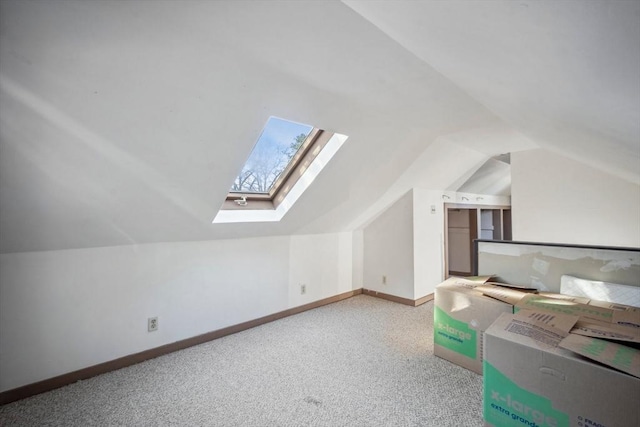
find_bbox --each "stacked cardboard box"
[433,276,537,374]
[479,286,640,427]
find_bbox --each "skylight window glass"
[231,117,314,194]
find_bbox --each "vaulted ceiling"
[1,0,638,254]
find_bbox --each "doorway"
[444,204,511,278]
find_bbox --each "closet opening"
[444,204,511,278]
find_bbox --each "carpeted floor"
[0,295,484,426]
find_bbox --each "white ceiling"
[344,0,640,182]
[0,0,637,254]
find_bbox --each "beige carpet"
[0,295,484,426]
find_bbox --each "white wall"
[512,149,640,247]
[288,232,354,307]
[412,189,446,299]
[0,232,355,392]
[362,190,415,299]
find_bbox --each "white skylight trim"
[213,132,348,223]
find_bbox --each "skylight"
[213,116,348,224]
[230,117,313,194]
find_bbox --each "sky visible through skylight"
[231,117,313,194]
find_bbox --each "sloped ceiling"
[0,0,637,254]
[344,0,640,183]
[457,156,511,197]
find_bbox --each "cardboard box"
[484,311,640,427]
[540,290,640,313]
[475,283,535,305]
[537,292,591,305]
[477,287,640,328]
[516,293,640,327]
[559,333,640,378]
[434,277,513,374]
[570,319,640,343]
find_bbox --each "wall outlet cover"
[148,317,158,332]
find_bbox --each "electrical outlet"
[148,317,158,332]
[300,284,307,295]
[382,275,387,285]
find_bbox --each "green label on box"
[484,361,568,427]
[434,306,476,359]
